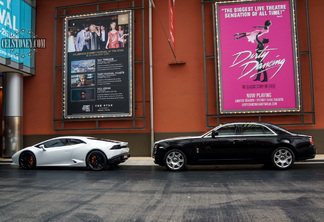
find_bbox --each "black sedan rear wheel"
[271,147,295,170]
[164,149,186,171]
[87,150,107,171]
[19,152,36,169]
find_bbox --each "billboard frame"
[201,0,315,127]
[215,0,300,114]
[63,10,133,119]
[53,0,146,131]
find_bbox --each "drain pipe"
[149,0,155,156]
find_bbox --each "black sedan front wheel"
[19,152,36,169]
[164,149,187,171]
[271,147,295,170]
[87,150,108,171]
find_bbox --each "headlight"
[152,144,158,156]
[153,143,164,149]
[153,143,165,154]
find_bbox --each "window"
[241,124,274,135]
[67,139,86,145]
[218,125,236,136]
[41,139,66,148]
[262,126,274,135]
[36,138,86,148]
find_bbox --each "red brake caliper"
[30,156,34,165]
[91,155,96,164]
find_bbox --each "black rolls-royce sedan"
[152,122,316,171]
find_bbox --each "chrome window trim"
[202,122,278,138]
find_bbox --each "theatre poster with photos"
[215,0,300,114]
[63,10,133,118]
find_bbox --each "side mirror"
[39,145,46,151]
[211,131,218,138]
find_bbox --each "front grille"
[152,144,158,157]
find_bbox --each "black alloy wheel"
[271,147,295,170]
[164,149,187,171]
[87,150,108,171]
[19,152,36,169]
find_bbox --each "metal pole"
[305,0,315,124]
[149,0,155,155]
[201,0,209,127]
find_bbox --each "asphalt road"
[1,163,324,222]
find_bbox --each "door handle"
[228,138,246,142]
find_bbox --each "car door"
[68,138,89,162]
[239,123,277,161]
[36,139,74,166]
[199,124,242,162]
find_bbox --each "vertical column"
[2,72,23,157]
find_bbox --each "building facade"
[0,0,323,157]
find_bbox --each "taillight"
[310,137,314,145]
[111,143,128,150]
[110,145,120,150]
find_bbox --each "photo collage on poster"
[64,11,132,118]
[216,0,300,114]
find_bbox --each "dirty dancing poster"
[216,0,300,114]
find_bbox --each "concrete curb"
[0,158,12,163]
[0,157,156,165]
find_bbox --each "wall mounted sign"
[0,0,35,72]
[215,0,300,114]
[63,10,133,119]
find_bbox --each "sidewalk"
[1,155,324,166]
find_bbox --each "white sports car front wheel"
[19,152,36,169]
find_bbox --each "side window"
[42,139,65,148]
[218,125,236,136]
[261,126,274,135]
[242,124,263,135]
[241,124,274,135]
[67,139,86,145]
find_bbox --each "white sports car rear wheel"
[87,151,107,171]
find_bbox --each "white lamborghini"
[11,136,130,171]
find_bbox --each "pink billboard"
[215,0,300,114]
